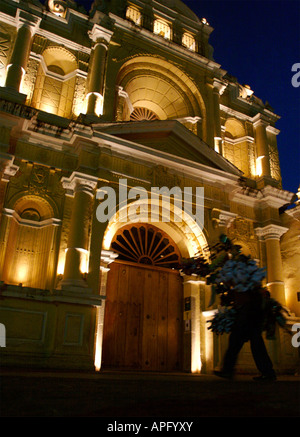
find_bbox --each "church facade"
[0,0,299,374]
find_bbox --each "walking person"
[214,288,277,381]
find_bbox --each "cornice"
[230,184,295,211]
[2,208,61,227]
[220,104,280,126]
[260,185,296,209]
[110,13,225,75]
[0,3,91,53]
[286,204,300,221]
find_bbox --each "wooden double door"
[102,261,183,372]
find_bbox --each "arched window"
[126,5,142,26]
[182,32,196,52]
[153,18,171,40]
[31,47,78,118]
[0,196,60,289]
[130,107,159,121]
[111,224,181,269]
[223,118,255,177]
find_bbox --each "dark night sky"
[72,0,300,194]
[183,0,300,195]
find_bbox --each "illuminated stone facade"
[0,0,299,373]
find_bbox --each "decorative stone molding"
[117,86,134,114]
[260,185,296,209]
[212,208,237,228]
[219,211,237,228]
[0,156,19,182]
[61,172,98,197]
[252,113,270,129]
[255,224,289,240]
[100,250,119,265]
[213,78,227,95]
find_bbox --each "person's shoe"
[253,374,277,382]
[214,370,233,380]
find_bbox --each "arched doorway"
[101,224,183,372]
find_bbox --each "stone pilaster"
[182,274,204,373]
[94,249,118,371]
[255,224,289,304]
[253,114,271,179]
[213,79,227,154]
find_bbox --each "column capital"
[255,224,289,240]
[61,172,98,197]
[252,113,270,129]
[88,24,113,45]
[16,9,41,34]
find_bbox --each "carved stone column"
[255,224,289,304]
[60,172,98,291]
[86,25,112,117]
[2,12,41,102]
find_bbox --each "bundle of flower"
[214,258,266,294]
[207,307,237,335]
[180,234,289,337]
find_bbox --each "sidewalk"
[0,368,299,417]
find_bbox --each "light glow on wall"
[191,335,202,373]
[15,264,29,285]
[86,92,103,117]
[256,155,264,177]
[94,298,106,371]
[78,248,89,274]
[57,253,66,275]
[7,64,26,93]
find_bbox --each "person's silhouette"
[215,288,276,381]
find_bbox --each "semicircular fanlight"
[111,224,181,269]
[130,107,159,121]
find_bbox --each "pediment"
[95,120,242,176]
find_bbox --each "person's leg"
[250,332,276,380]
[217,330,245,377]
